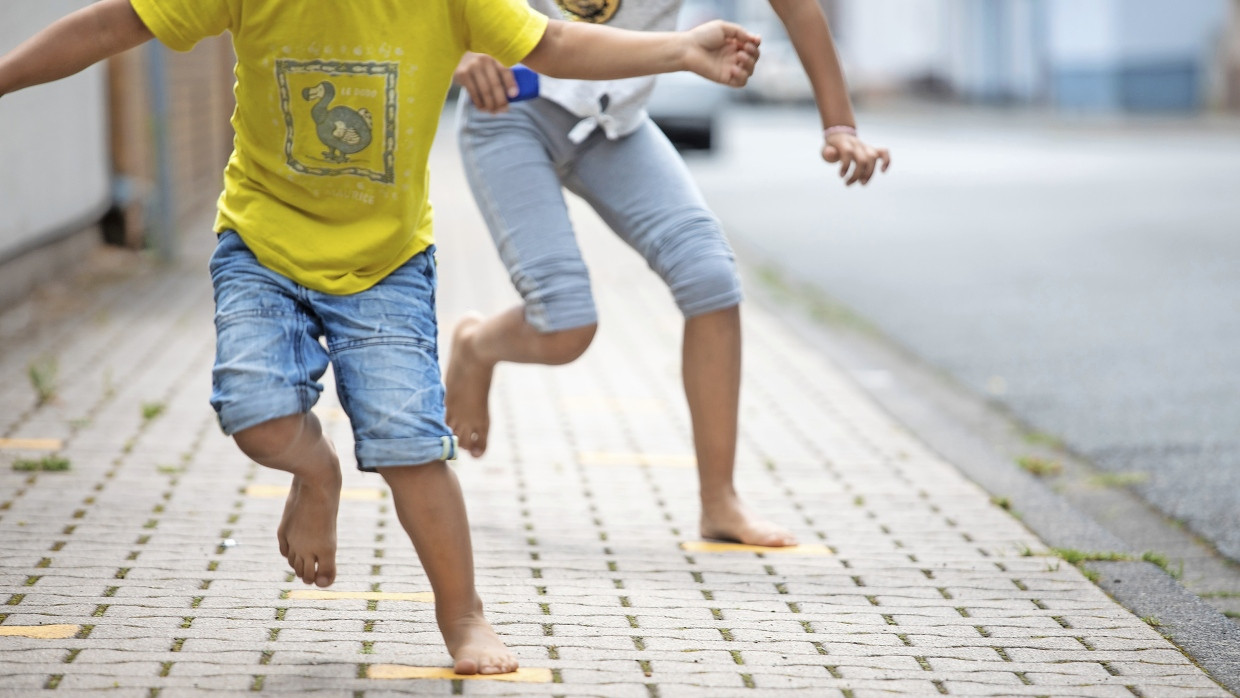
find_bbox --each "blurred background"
[651,0,1240,146]
[3,0,1236,289]
[2,0,1239,616]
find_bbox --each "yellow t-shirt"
[130,0,548,294]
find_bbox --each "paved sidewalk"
[1,122,1233,697]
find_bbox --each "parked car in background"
[738,20,815,104]
[647,0,732,150]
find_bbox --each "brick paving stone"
[0,647,73,664]
[940,681,1137,697]
[1,119,1233,697]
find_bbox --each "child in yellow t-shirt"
[0,0,759,675]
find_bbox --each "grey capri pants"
[456,95,743,333]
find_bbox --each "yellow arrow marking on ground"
[244,485,384,501]
[286,590,433,603]
[0,624,80,639]
[0,438,63,451]
[577,451,696,468]
[367,665,552,682]
[680,541,833,555]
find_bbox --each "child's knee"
[669,254,742,317]
[649,218,742,316]
[233,414,309,464]
[543,323,596,364]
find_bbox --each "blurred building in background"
[0,0,233,307]
[2,1,1238,306]
[106,33,234,250]
[824,0,1239,112]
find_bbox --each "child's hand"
[685,20,760,88]
[823,133,890,186]
[454,52,516,114]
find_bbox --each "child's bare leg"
[446,307,595,457]
[378,461,515,675]
[686,306,797,547]
[233,413,341,587]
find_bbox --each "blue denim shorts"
[208,231,457,470]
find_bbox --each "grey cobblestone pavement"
[1,122,1233,696]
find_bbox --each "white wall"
[0,0,111,262]
[833,0,947,86]
[834,0,949,87]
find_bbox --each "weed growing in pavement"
[1141,616,1163,627]
[1016,455,1063,477]
[990,495,1012,511]
[1088,471,1150,488]
[754,262,878,334]
[1052,548,1129,565]
[1051,548,1181,580]
[142,402,166,421]
[1139,551,1180,578]
[28,357,59,406]
[1022,431,1065,449]
[12,455,71,472]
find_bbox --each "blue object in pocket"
[509,65,540,103]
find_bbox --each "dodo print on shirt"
[277,59,398,184]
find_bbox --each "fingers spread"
[824,135,891,183]
[857,157,875,185]
[837,148,855,182]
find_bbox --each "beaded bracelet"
[823,125,858,139]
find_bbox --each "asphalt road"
[686,102,1240,563]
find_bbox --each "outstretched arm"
[0,0,153,98]
[460,20,759,114]
[522,19,759,87]
[768,0,889,185]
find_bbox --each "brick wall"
[107,37,236,249]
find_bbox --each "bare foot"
[442,612,518,675]
[276,444,341,587]
[445,313,494,458]
[701,496,797,547]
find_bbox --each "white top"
[529,0,680,142]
